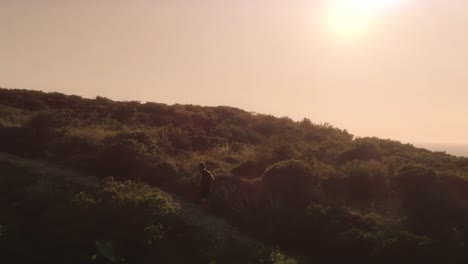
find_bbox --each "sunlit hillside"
[1,88,468,264]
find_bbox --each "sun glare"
[324,0,400,40]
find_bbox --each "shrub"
[263,160,317,203]
[269,250,298,264]
[343,161,389,206]
[166,127,192,151]
[395,164,460,235]
[271,143,298,162]
[73,179,180,261]
[337,141,382,164]
[143,161,179,186]
[232,160,261,179]
[112,130,161,156]
[98,139,148,179]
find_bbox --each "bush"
[98,139,149,179]
[263,160,317,204]
[269,250,298,264]
[165,127,192,151]
[73,179,181,261]
[395,164,460,236]
[271,143,298,162]
[143,161,179,186]
[337,141,382,164]
[112,130,161,156]
[343,161,389,207]
[0,112,65,158]
[232,160,262,179]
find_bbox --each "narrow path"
[0,152,98,187]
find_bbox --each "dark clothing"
[200,169,215,198]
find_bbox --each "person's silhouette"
[198,162,215,201]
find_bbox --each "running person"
[198,162,215,200]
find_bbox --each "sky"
[1,0,468,144]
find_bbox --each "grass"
[0,105,34,127]
[67,126,119,143]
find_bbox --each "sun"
[323,0,400,40]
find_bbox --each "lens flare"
[323,0,400,40]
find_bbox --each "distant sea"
[415,143,468,158]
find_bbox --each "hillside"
[0,152,290,264]
[1,87,468,263]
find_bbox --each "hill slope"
[1,87,468,263]
[0,152,295,264]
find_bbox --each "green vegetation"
[1,87,468,263]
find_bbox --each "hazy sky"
[1,0,467,144]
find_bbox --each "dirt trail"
[0,152,98,187]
